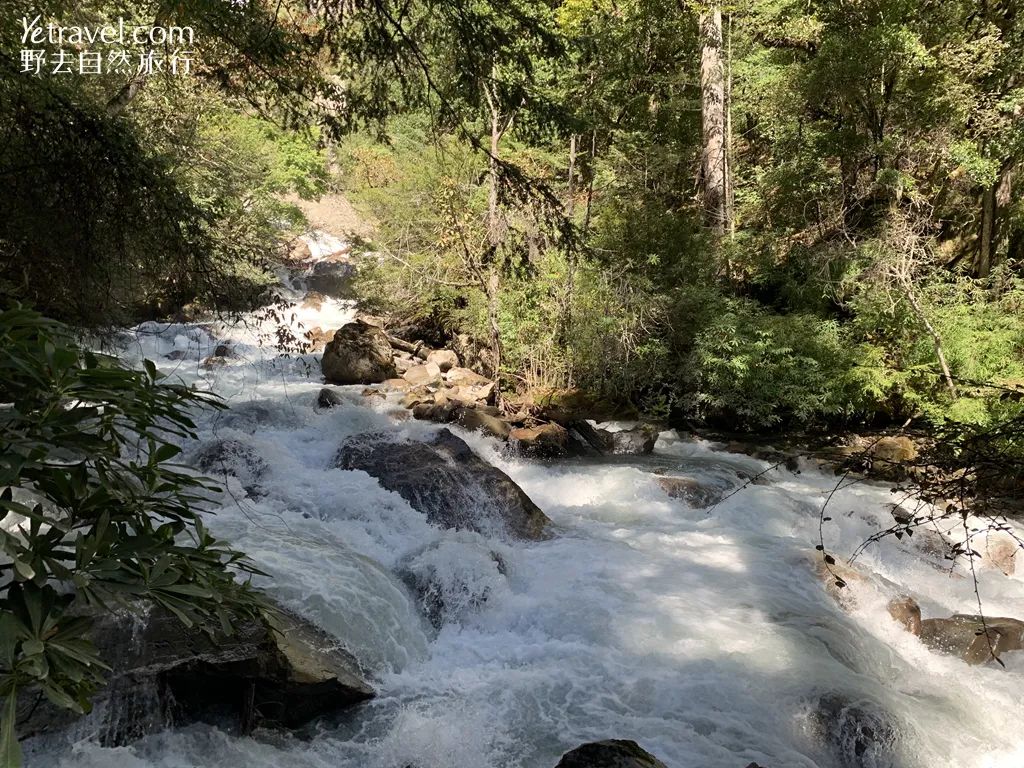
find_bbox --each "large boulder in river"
[18,604,373,745]
[611,425,659,455]
[321,320,397,385]
[554,740,668,768]
[335,429,551,540]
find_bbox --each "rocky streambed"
[25,236,1024,768]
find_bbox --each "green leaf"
[0,693,22,768]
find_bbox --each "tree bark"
[700,3,727,236]
[483,81,508,389]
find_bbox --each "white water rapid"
[28,236,1024,768]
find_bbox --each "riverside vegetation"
[1,0,1024,766]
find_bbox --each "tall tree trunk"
[560,134,578,350]
[974,160,1014,279]
[484,86,506,391]
[700,3,727,236]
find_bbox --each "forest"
[1,1,1023,767]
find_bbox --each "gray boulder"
[335,429,551,540]
[321,320,397,385]
[554,740,668,768]
[611,425,659,455]
[19,604,373,746]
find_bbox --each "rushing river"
[29,238,1024,768]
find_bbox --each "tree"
[699,2,728,236]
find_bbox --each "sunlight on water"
[29,246,1024,768]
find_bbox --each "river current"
[29,237,1024,768]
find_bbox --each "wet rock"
[335,429,551,540]
[509,423,569,457]
[214,343,233,358]
[565,420,614,455]
[454,406,512,440]
[554,739,668,768]
[404,362,443,387]
[403,386,437,409]
[412,401,458,423]
[321,320,397,385]
[165,349,189,361]
[426,349,459,372]
[317,388,346,409]
[305,260,355,298]
[193,439,268,494]
[811,694,898,768]
[611,425,659,455]
[656,476,725,508]
[397,543,507,628]
[18,604,373,745]
[886,596,922,635]
[919,614,1024,664]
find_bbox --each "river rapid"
[28,237,1024,768]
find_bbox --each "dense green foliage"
[0,307,264,763]
[337,0,1024,429]
[1,1,1021,423]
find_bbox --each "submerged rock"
[19,604,373,745]
[398,542,508,628]
[811,694,899,768]
[318,387,347,409]
[321,320,397,385]
[335,428,551,540]
[554,739,668,768]
[656,476,726,508]
[193,438,268,495]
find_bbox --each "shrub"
[0,307,263,764]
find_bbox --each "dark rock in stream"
[554,739,669,768]
[193,438,268,495]
[318,387,347,409]
[335,428,551,540]
[811,694,899,768]
[656,476,727,508]
[19,604,374,746]
[305,260,355,298]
